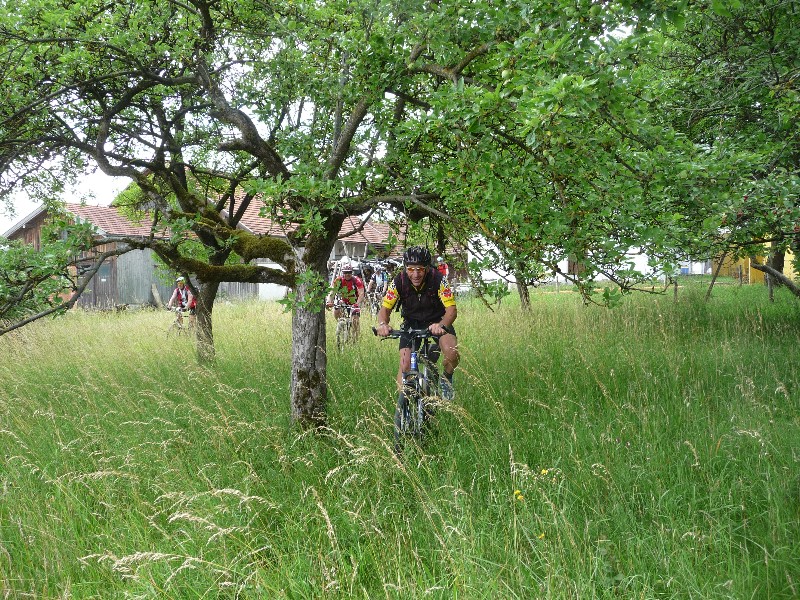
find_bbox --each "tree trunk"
[290,275,328,428]
[516,278,530,310]
[768,246,785,287]
[195,280,219,365]
[750,260,800,298]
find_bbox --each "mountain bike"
[166,307,192,337]
[365,290,382,317]
[374,326,442,454]
[330,302,359,351]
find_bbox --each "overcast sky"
[1,172,126,236]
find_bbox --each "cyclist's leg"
[438,332,459,377]
[397,331,412,388]
[352,310,360,341]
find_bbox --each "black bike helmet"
[403,246,432,266]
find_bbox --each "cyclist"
[436,256,450,278]
[326,262,365,340]
[371,264,389,296]
[376,246,459,400]
[167,276,197,328]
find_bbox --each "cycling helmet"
[176,276,185,282]
[340,260,353,273]
[403,246,432,266]
[437,256,444,263]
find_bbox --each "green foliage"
[0,218,97,322]
[278,268,328,313]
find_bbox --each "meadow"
[0,281,798,599]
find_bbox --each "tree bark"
[290,277,328,428]
[195,280,219,364]
[750,260,800,299]
[516,278,531,310]
[768,246,785,287]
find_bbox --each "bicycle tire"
[394,388,411,453]
[394,379,425,453]
[336,318,348,351]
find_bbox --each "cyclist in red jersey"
[326,262,365,340]
[167,276,197,328]
[436,256,449,278]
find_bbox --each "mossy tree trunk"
[515,276,531,311]
[289,227,342,428]
[290,295,328,428]
[195,280,220,365]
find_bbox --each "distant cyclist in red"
[167,276,197,328]
[326,262,365,340]
[436,256,449,278]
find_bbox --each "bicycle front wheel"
[394,383,424,454]
[394,389,411,453]
[336,319,349,351]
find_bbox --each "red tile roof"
[234,200,394,246]
[66,204,159,237]
[56,201,396,247]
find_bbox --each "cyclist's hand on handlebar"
[376,323,391,337]
[429,322,446,336]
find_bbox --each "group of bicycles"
[168,282,446,455]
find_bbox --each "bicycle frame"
[333,301,357,350]
[374,326,442,453]
[167,307,191,336]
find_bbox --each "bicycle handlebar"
[372,326,439,340]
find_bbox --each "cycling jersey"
[333,275,364,305]
[169,285,196,311]
[382,268,455,325]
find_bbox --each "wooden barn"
[4,202,397,305]
[3,203,176,309]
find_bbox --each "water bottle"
[410,351,417,372]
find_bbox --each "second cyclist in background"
[376,246,459,400]
[368,264,390,297]
[326,262,365,340]
[167,276,197,329]
[436,256,450,278]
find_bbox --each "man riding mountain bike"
[167,276,197,328]
[327,262,365,341]
[376,246,459,401]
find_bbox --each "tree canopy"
[2,0,798,422]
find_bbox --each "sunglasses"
[405,266,426,273]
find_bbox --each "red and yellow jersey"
[383,269,455,322]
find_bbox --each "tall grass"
[0,282,798,598]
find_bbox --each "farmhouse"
[3,202,396,306]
